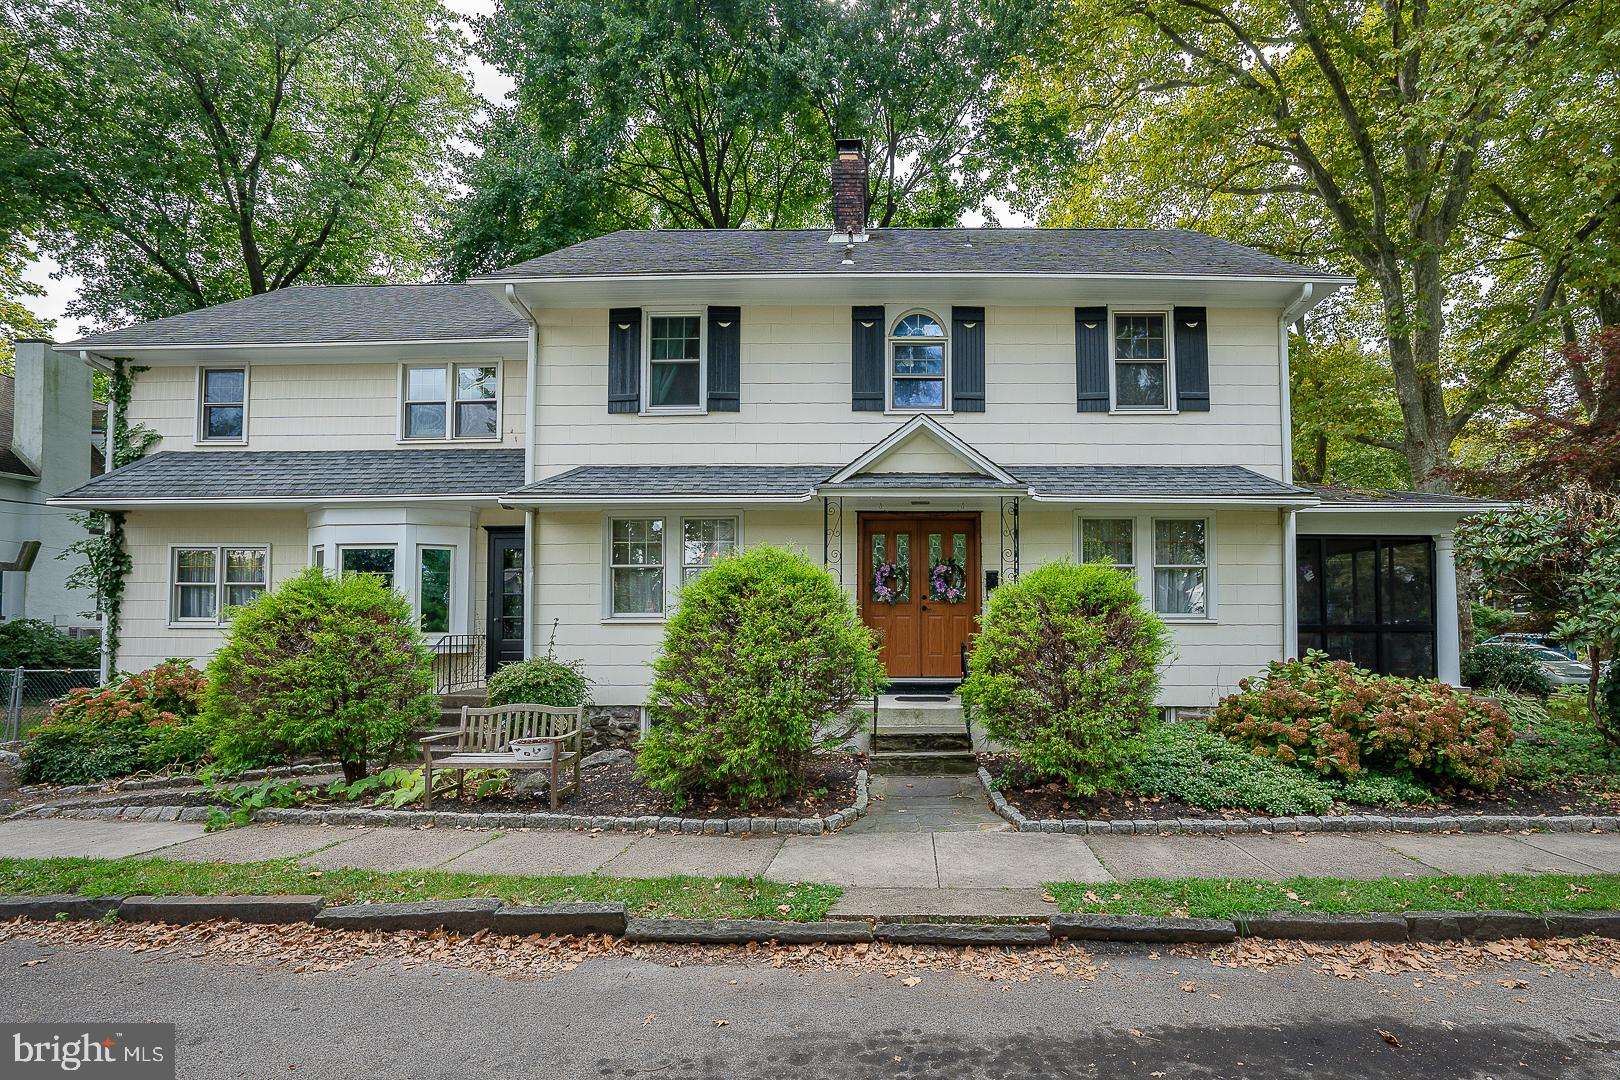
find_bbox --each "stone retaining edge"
[18,761,343,798]
[13,769,872,835]
[976,766,1620,836]
[3,895,1617,945]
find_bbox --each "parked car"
[1486,641,1595,688]
[1482,633,1574,659]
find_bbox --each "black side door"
[485,527,525,675]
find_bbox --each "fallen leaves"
[1376,1029,1403,1049]
[1212,936,1620,982]
[901,976,922,987]
[1180,981,1199,993]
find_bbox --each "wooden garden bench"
[420,703,584,811]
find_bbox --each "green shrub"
[487,655,591,709]
[1510,689,1620,788]
[1209,652,1514,791]
[17,660,208,784]
[0,619,99,669]
[1460,644,1554,697]
[1602,663,1620,732]
[637,546,885,807]
[1337,771,1436,807]
[961,561,1170,797]
[1124,723,1338,815]
[202,568,436,782]
[1470,603,1517,639]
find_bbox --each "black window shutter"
[951,306,986,413]
[707,306,740,412]
[1174,306,1211,411]
[1075,306,1109,412]
[607,307,641,414]
[851,305,886,411]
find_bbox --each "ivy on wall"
[61,358,159,675]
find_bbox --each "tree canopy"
[1,0,475,326]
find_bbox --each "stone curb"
[3,895,1620,945]
[623,918,874,945]
[974,767,1620,837]
[18,761,342,798]
[119,894,325,925]
[1051,914,1237,943]
[17,769,872,836]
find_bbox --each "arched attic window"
[888,311,948,411]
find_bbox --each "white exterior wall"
[531,304,1285,478]
[127,359,527,453]
[536,503,1283,707]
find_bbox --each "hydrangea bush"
[1209,652,1513,791]
[18,660,211,784]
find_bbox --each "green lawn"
[1045,873,1620,918]
[0,857,841,921]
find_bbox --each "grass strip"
[1045,872,1620,918]
[0,857,840,922]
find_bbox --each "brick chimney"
[831,137,868,241]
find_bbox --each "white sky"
[20,0,1016,336]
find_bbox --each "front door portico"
[858,513,980,680]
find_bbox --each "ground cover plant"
[638,546,884,808]
[0,856,840,921]
[17,660,211,785]
[203,568,436,782]
[962,561,1169,796]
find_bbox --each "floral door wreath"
[928,558,969,604]
[872,561,909,604]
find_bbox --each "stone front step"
[868,749,978,776]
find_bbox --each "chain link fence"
[0,668,102,742]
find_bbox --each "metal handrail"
[432,635,486,694]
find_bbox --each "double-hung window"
[197,367,247,442]
[1153,518,1209,617]
[402,363,500,440]
[339,547,396,590]
[889,311,948,411]
[609,518,665,616]
[1080,518,1135,575]
[645,315,703,411]
[1113,313,1171,410]
[171,545,268,624]
[680,517,738,585]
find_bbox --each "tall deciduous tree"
[0,243,54,370]
[1002,0,1591,492]
[0,0,474,326]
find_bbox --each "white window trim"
[1108,309,1177,415]
[1073,513,1217,622]
[397,362,503,443]
[886,307,951,415]
[416,544,455,635]
[195,365,249,445]
[601,512,744,621]
[167,543,270,627]
[641,310,708,415]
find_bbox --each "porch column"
[1434,533,1461,685]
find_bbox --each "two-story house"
[50,141,1498,712]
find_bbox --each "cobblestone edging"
[977,766,1620,836]
[2,894,1618,946]
[18,761,342,799]
[13,770,873,836]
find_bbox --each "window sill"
[193,439,248,447]
[601,614,666,625]
[396,437,504,446]
[884,408,953,417]
[1158,615,1217,624]
[167,621,225,631]
[638,408,707,417]
[1108,408,1180,417]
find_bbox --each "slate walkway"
[4,813,1619,916]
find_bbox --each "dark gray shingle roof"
[1300,484,1505,509]
[478,229,1341,281]
[512,463,1310,501]
[56,449,524,503]
[65,285,527,349]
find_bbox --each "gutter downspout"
[82,350,113,684]
[1278,285,1313,663]
[505,286,541,661]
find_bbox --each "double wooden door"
[858,514,980,680]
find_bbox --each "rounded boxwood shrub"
[18,660,208,784]
[1460,644,1554,697]
[202,568,437,782]
[636,545,885,807]
[487,654,591,708]
[1209,652,1513,791]
[960,561,1170,796]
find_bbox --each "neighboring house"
[49,141,1502,707]
[0,340,99,634]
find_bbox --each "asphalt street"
[3,935,1617,1079]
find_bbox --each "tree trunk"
[342,758,367,783]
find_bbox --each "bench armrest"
[419,731,462,748]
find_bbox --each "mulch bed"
[978,754,1620,822]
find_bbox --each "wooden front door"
[859,514,980,680]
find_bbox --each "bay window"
[339,546,396,590]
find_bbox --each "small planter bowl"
[508,738,555,762]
